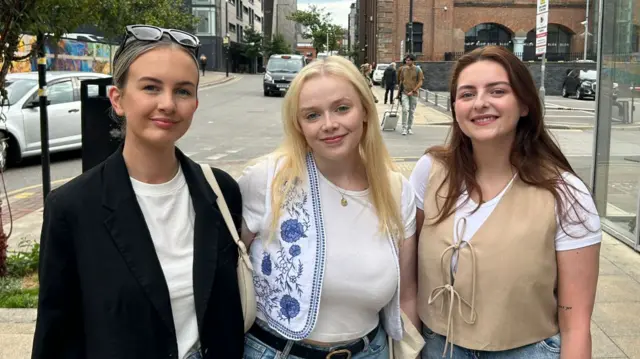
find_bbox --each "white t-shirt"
[238,159,417,342]
[130,167,199,359]
[408,155,602,251]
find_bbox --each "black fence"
[442,51,598,62]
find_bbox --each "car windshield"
[267,58,303,73]
[376,65,388,71]
[2,79,37,106]
[580,70,597,81]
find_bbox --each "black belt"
[248,323,379,359]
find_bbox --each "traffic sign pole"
[536,0,549,102]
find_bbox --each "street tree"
[263,33,291,57]
[242,28,263,73]
[287,5,344,55]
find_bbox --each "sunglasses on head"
[114,25,200,62]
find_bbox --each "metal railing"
[418,89,451,111]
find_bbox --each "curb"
[0,309,37,324]
[199,75,237,88]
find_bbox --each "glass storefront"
[593,0,640,250]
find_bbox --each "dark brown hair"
[427,46,594,235]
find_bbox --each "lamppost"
[224,34,230,77]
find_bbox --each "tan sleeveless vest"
[417,159,559,352]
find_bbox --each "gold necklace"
[339,190,348,207]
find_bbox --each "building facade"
[348,3,357,54]
[593,0,640,250]
[189,0,264,71]
[262,0,298,51]
[356,0,377,65]
[377,0,596,62]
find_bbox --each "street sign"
[223,36,230,45]
[400,40,404,60]
[535,0,548,55]
[537,0,548,14]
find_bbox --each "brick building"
[377,0,595,63]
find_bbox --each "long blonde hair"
[268,55,404,240]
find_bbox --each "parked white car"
[372,64,389,85]
[0,71,111,170]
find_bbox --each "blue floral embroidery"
[261,253,272,276]
[280,219,306,243]
[279,295,301,322]
[289,245,301,257]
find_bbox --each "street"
[2,75,640,219]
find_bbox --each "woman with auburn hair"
[238,55,420,358]
[409,45,601,358]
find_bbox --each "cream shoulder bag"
[388,171,426,359]
[200,164,257,333]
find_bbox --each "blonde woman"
[238,56,419,358]
[361,63,379,103]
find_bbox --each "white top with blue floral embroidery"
[239,158,417,342]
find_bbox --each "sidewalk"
[371,86,452,127]
[2,160,640,358]
[199,70,237,88]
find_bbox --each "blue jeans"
[421,327,561,359]
[243,325,390,359]
[401,94,418,130]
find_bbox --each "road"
[2,75,639,227]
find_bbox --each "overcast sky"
[297,0,352,29]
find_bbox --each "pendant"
[340,197,348,207]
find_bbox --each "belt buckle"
[326,349,352,359]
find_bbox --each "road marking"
[184,152,199,157]
[13,192,36,199]
[226,148,244,154]
[206,153,228,160]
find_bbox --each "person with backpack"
[397,54,423,136]
[383,62,398,105]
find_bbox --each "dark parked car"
[263,54,306,97]
[562,69,597,100]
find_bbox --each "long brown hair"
[427,46,594,235]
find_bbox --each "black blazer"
[31,146,244,359]
[383,66,397,88]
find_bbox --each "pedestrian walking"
[383,62,397,105]
[238,55,424,359]
[32,25,246,359]
[361,63,379,103]
[199,54,207,76]
[409,46,601,359]
[397,54,423,135]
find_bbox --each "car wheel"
[576,88,583,100]
[264,89,270,97]
[562,86,568,98]
[0,132,18,172]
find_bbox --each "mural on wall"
[3,34,117,75]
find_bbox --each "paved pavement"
[0,76,639,358]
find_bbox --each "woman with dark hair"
[410,46,601,358]
[31,25,245,359]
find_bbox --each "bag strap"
[389,171,404,247]
[199,164,253,270]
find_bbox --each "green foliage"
[286,6,345,54]
[0,276,39,308]
[264,33,291,57]
[6,243,40,278]
[93,0,199,41]
[242,27,263,60]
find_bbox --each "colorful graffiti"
[2,34,118,75]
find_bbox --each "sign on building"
[535,0,549,55]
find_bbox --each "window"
[193,7,216,36]
[546,24,572,55]
[191,0,214,4]
[243,6,249,14]
[405,22,423,53]
[229,23,237,33]
[47,81,74,105]
[238,25,244,42]
[236,0,243,20]
[465,23,513,52]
